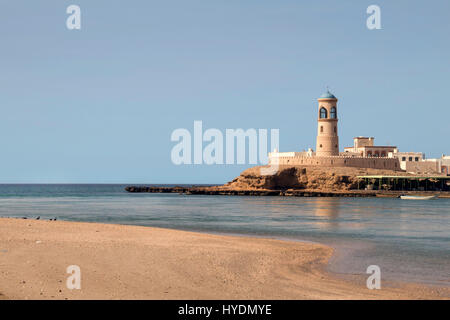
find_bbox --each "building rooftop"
[357,146,397,149]
[319,90,337,99]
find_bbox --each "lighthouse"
[316,90,339,156]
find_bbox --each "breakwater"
[124,186,378,197]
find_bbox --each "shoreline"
[124,186,450,198]
[0,218,448,299]
[148,227,450,289]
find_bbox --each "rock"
[124,165,412,195]
[220,165,410,192]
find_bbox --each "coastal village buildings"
[268,90,449,176]
[344,137,397,158]
[419,155,450,175]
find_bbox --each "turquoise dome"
[319,91,337,99]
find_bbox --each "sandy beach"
[0,218,448,300]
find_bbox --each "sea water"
[0,184,448,287]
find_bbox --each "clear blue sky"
[0,0,449,183]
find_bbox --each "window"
[320,107,327,119]
[334,126,337,133]
[330,107,337,119]
[320,126,323,133]
[320,144,323,148]
[415,157,419,162]
[402,157,406,161]
[409,157,413,161]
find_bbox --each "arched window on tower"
[320,107,327,119]
[330,107,337,119]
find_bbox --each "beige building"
[420,155,450,175]
[268,90,401,171]
[392,152,425,171]
[316,92,339,156]
[268,90,448,175]
[344,137,397,157]
[441,155,450,175]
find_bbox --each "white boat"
[400,195,438,200]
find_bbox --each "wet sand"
[0,218,448,300]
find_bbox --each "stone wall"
[404,161,440,174]
[269,155,401,171]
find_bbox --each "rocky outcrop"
[220,165,412,191]
[125,165,417,195]
[125,186,190,193]
[221,166,356,191]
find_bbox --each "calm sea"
[0,184,448,287]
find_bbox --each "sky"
[0,0,449,183]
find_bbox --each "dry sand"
[0,218,448,300]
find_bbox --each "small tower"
[316,90,339,156]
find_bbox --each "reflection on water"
[313,199,341,230]
[0,184,448,286]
